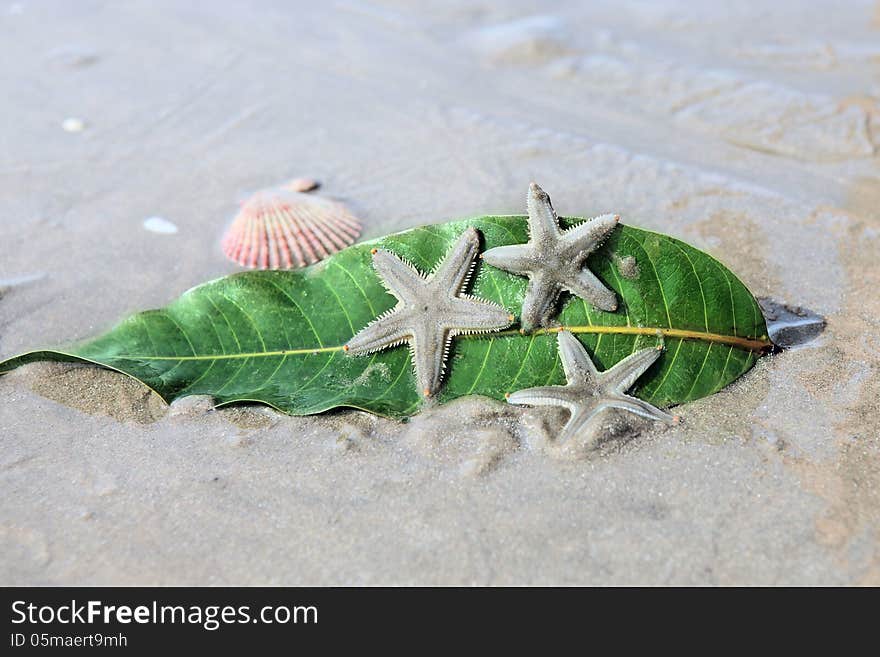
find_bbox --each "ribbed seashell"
[222,186,361,270]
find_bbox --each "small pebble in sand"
[61,117,85,133]
[142,216,179,234]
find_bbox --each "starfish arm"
[432,227,481,295]
[526,182,561,242]
[371,249,425,300]
[560,214,620,257]
[520,274,562,331]
[345,310,411,355]
[506,385,575,412]
[410,324,450,397]
[562,266,618,312]
[558,404,604,443]
[556,330,600,383]
[446,296,514,332]
[598,346,663,393]
[603,393,678,424]
[480,243,536,275]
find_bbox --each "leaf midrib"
[104,324,772,361]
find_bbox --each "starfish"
[506,331,679,443]
[344,227,514,398]
[481,182,619,331]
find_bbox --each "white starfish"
[345,227,514,398]
[507,330,679,443]
[482,183,619,331]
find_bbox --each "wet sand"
[1,0,879,584]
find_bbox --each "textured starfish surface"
[345,227,514,398]
[507,331,679,443]
[481,182,619,331]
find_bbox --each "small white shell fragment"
[61,117,85,133]
[142,216,179,234]
[284,177,320,193]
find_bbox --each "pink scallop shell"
[222,187,362,269]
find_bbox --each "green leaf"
[0,217,771,418]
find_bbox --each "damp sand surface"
[1,0,880,585]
